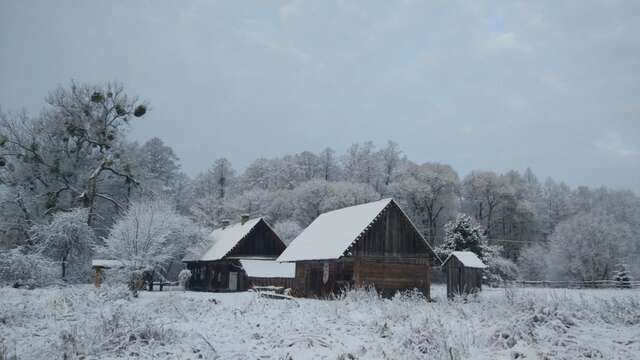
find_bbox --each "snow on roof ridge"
[277,198,394,262]
[443,251,487,269]
[193,217,263,261]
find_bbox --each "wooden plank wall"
[350,201,433,260]
[354,258,431,298]
[445,256,482,298]
[227,219,286,258]
[249,277,295,289]
[294,258,431,298]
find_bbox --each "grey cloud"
[1,0,638,191]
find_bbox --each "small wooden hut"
[277,198,441,298]
[91,259,125,287]
[442,251,487,298]
[183,216,293,292]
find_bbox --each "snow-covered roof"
[277,199,394,262]
[443,251,487,269]
[240,260,295,278]
[91,259,126,268]
[187,218,263,262]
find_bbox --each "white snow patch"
[444,251,487,269]
[240,259,295,278]
[2,285,639,359]
[91,259,126,268]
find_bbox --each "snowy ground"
[1,285,639,359]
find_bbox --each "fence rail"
[505,280,640,289]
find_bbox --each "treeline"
[1,82,638,284]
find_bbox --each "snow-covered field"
[1,285,639,359]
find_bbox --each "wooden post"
[94,267,103,288]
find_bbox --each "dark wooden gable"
[347,200,436,260]
[225,219,286,258]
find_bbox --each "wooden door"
[229,272,238,291]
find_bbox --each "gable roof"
[278,198,438,262]
[184,218,263,262]
[443,251,487,269]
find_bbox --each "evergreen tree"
[439,213,485,257]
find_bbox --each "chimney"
[221,219,231,229]
[241,214,250,225]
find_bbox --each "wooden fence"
[505,280,640,289]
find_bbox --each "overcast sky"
[1,1,639,192]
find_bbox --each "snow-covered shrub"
[547,212,632,281]
[178,269,192,290]
[30,208,96,282]
[613,263,633,288]
[0,247,57,288]
[517,244,549,280]
[97,197,196,273]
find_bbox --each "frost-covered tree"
[136,138,181,191]
[391,162,459,245]
[274,220,302,245]
[377,141,403,190]
[30,208,96,281]
[538,178,574,237]
[318,147,341,181]
[178,269,192,290]
[0,247,57,287]
[438,213,517,283]
[517,244,549,280]
[547,212,632,281]
[290,179,380,227]
[342,141,382,189]
[462,171,514,238]
[97,197,198,273]
[0,82,147,228]
[437,213,485,258]
[194,158,236,200]
[294,151,323,181]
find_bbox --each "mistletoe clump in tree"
[0,81,148,230]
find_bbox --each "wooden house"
[442,251,487,298]
[182,216,293,292]
[277,198,441,298]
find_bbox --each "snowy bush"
[30,208,96,282]
[178,269,192,290]
[613,263,633,288]
[0,247,57,288]
[547,212,632,281]
[1,285,640,359]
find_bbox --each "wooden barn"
[183,216,294,292]
[442,251,487,298]
[277,198,441,298]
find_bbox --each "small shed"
[183,216,292,292]
[277,198,441,298]
[91,259,126,287]
[442,251,487,298]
